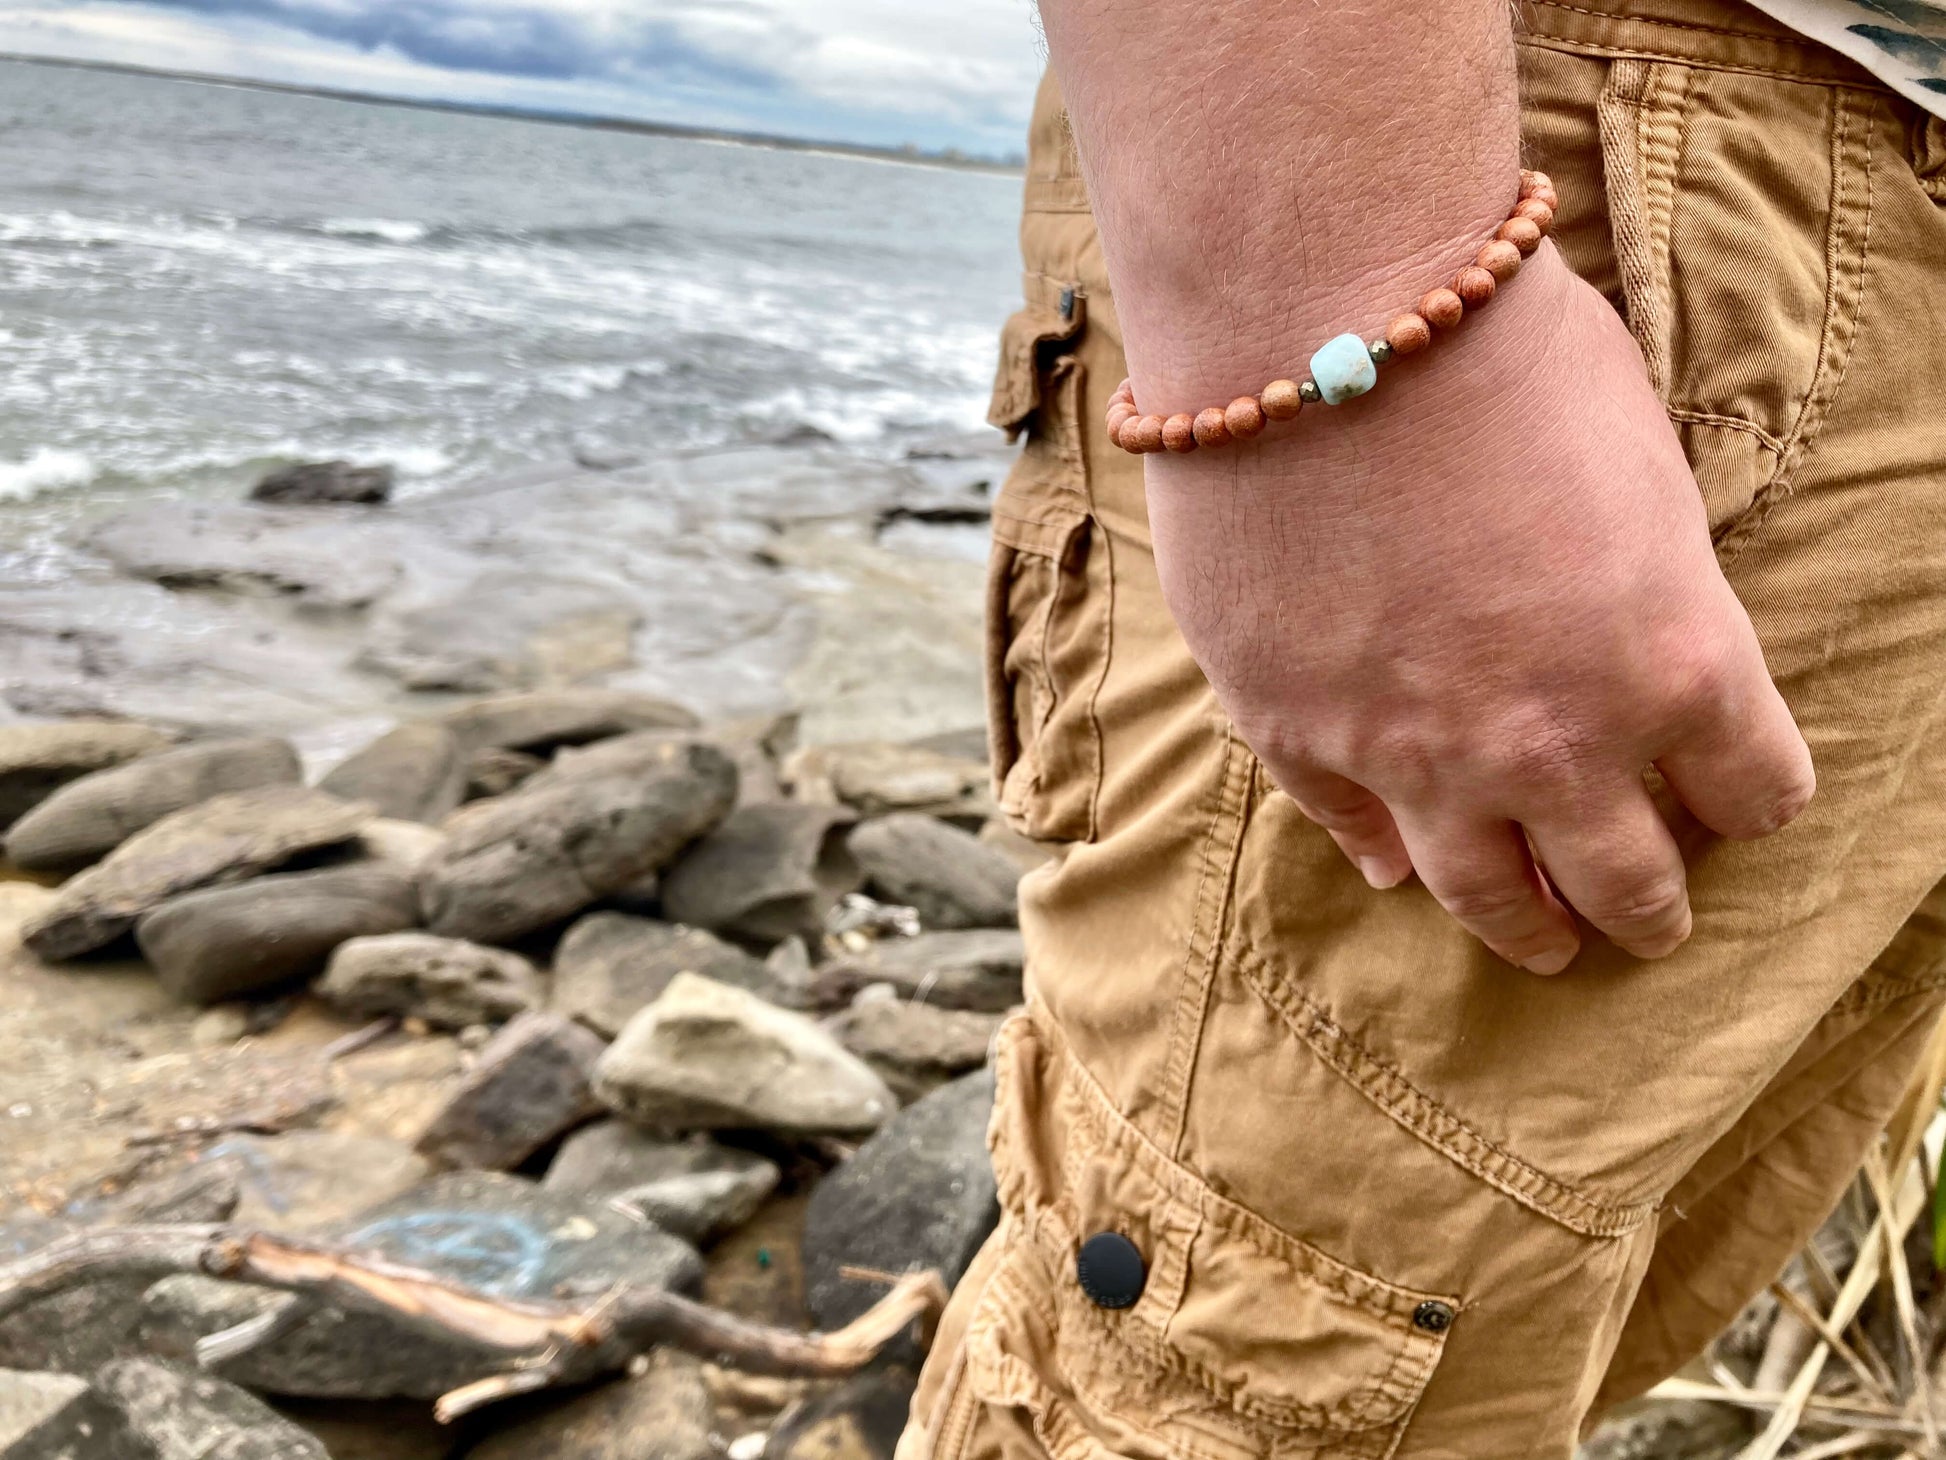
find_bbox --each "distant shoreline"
[0,51,1027,174]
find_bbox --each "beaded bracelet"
[1108,171,1559,454]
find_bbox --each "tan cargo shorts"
[898,1,1946,1456]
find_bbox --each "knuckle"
[1580,869,1688,931]
[1437,878,1540,929]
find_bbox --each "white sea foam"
[0,448,96,502]
[319,217,430,245]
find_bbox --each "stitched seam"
[1234,942,1655,1238]
[1525,0,1839,47]
[1663,408,1788,456]
[1517,36,1891,90]
[1831,970,1946,1016]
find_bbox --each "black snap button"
[1059,286,1077,321]
[1076,1232,1145,1310]
[1413,1301,1455,1334]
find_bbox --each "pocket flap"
[987,277,1086,437]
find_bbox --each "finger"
[1525,781,1692,959]
[1658,649,1815,840]
[1394,812,1581,974]
[1281,765,1413,889]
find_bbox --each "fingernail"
[1522,944,1578,976]
[1359,856,1408,890]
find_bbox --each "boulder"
[802,1067,998,1330]
[318,723,466,824]
[136,864,419,1004]
[194,1131,431,1231]
[318,933,542,1029]
[21,786,375,962]
[552,913,772,1038]
[361,574,642,694]
[465,1351,716,1460]
[439,690,699,756]
[542,1122,763,1199]
[609,1162,778,1244]
[463,746,543,799]
[5,736,299,871]
[419,741,735,945]
[800,930,1025,1012]
[0,720,173,832]
[782,739,991,822]
[593,973,895,1138]
[657,803,861,944]
[846,814,1020,930]
[765,1370,917,1460]
[824,997,1005,1103]
[0,1368,144,1460]
[352,818,446,873]
[251,459,394,506]
[86,502,400,609]
[91,1359,328,1459]
[414,1012,606,1170]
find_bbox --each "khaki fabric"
[898,0,1946,1456]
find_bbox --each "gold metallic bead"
[1298,379,1323,404]
[1367,340,1395,365]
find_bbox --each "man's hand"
[1039,0,1814,971]
[1145,248,1814,972]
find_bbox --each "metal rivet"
[1413,1300,1455,1334]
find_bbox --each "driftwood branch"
[0,1223,947,1423]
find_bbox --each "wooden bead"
[1519,169,1554,199]
[1497,216,1543,254]
[1192,406,1234,447]
[1514,198,1555,231]
[1385,313,1433,355]
[1106,406,1136,443]
[1125,415,1165,453]
[1418,287,1465,330]
[1111,377,1135,405]
[1453,266,1496,308]
[1162,413,1199,453]
[1224,395,1267,440]
[1259,379,1304,421]
[1476,240,1522,282]
[1529,186,1559,213]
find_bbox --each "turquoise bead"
[1309,332,1378,405]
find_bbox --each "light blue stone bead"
[1309,332,1379,405]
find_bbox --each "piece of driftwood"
[0,1223,947,1422]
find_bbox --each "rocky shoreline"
[0,439,1024,1459]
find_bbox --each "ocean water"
[0,59,1023,536]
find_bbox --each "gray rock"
[800,930,1025,1012]
[439,690,699,756]
[194,1131,431,1231]
[21,786,376,962]
[593,973,895,1138]
[0,721,173,832]
[552,913,772,1038]
[92,1359,328,1459]
[351,818,446,874]
[142,1172,701,1400]
[765,1370,917,1460]
[0,1218,154,1377]
[318,724,466,825]
[6,737,299,872]
[463,746,543,800]
[251,460,394,506]
[360,573,641,694]
[317,933,543,1029]
[419,741,735,945]
[657,803,861,944]
[846,814,1020,930]
[609,1162,778,1243]
[90,1160,243,1225]
[0,1368,142,1460]
[415,1012,605,1170]
[86,502,401,609]
[465,1350,716,1460]
[802,1067,998,1330]
[136,864,419,1004]
[542,1122,761,1198]
[782,739,991,822]
[824,998,1004,1104]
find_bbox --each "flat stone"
[846,814,1020,931]
[463,746,543,800]
[782,740,991,822]
[193,1131,431,1231]
[609,1162,778,1244]
[318,933,543,1030]
[21,786,375,962]
[658,803,861,945]
[765,1370,917,1460]
[465,1350,716,1460]
[1309,331,1379,405]
[360,573,642,694]
[86,501,401,609]
[824,998,1004,1103]
[415,1012,606,1170]
[542,1122,761,1198]
[6,736,300,872]
[0,1367,142,1460]
[802,1067,998,1331]
[136,864,419,1004]
[318,723,466,825]
[352,819,446,874]
[251,460,394,506]
[92,1358,328,1459]
[552,913,773,1038]
[263,1401,460,1460]
[801,930,1025,1012]
[0,720,174,832]
[593,973,895,1138]
[419,741,735,945]
[439,691,699,756]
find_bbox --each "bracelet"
[1107,171,1559,454]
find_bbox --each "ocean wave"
[317,217,431,245]
[0,448,96,502]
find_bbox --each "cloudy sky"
[0,0,1047,155]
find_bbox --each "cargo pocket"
[984,284,1108,845]
[929,1016,1454,1460]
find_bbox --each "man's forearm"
[1039,0,1523,410]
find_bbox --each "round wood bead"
[1106,400,1136,430]
[1111,377,1135,405]
[1418,287,1465,330]
[1453,266,1496,308]
[1162,413,1199,453]
[1496,217,1543,254]
[1514,198,1555,231]
[1259,380,1304,422]
[1125,415,1165,453]
[1224,395,1267,440]
[1519,169,1554,199]
[1529,186,1559,212]
[1476,239,1522,281]
[1192,406,1234,447]
[1385,313,1433,355]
